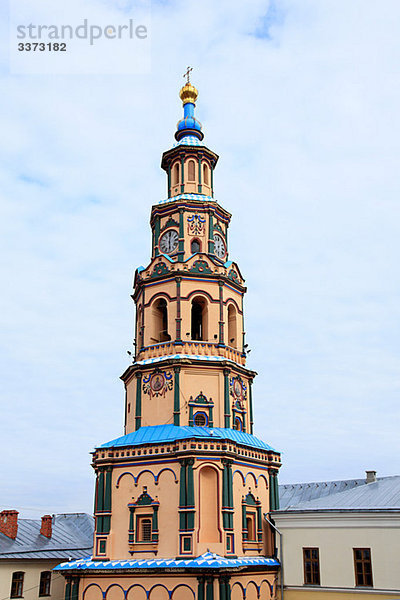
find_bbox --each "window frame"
[10,572,24,599]
[246,513,256,541]
[353,548,373,587]
[194,411,208,427]
[303,547,321,586]
[39,571,52,597]
[136,514,153,543]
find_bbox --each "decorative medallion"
[230,375,247,401]
[143,370,173,398]
[187,213,206,236]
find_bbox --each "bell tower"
[56,75,282,600]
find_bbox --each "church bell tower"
[56,73,282,600]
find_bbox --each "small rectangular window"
[303,548,320,585]
[354,548,373,587]
[246,513,256,541]
[136,515,152,542]
[10,572,24,598]
[39,571,51,597]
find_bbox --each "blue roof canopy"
[55,551,279,571]
[99,425,276,452]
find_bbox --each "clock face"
[213,233,226,258]
[159,230,179,254]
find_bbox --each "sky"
[1,0,399,517]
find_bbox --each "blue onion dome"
[175,82,204,142]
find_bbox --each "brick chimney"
[40,515,53,538]
[0,510,19,539]
[366,470,377,483]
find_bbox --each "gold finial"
[179,67,198,105]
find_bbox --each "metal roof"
[0,513,94,560]
[99,425,276,452]
[55,551,279,572]
[277,476,400,512]
[279,478,370,509]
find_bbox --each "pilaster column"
[64,579,71,600]
[178,209,184,261]
[167,165,171,197]
[128,505,135,543]
[175,277,182,342]
[186,458,195,529]
[180,156,185,194]
[218,281,224,345]
[71,579,79,600]
[154,216,160,257]
[135,372,142,430]
[173,366,181,426]
[256,500,262,542]
[249,378,254,434]
[152,505,159,542]
[206,577,214,600]
[242,498,247,541]
[208,211,214,254]
[198,156,202,193]
[224,369,230,428]
[197,577,205,600]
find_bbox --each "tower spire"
[175,68,204,142]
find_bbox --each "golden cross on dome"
[183,66,193,84]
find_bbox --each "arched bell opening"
[152,298,171,343]
[191,297,208,341]
[190,238,201,254]
[187,159,196,181]
[227,304,237,348]
[172,162,180,186]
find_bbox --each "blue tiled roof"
[172,135,205,147]
[55,551,279,571]
[99,425,276,451]
[158,193,215,205]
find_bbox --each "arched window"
[188,159,196,181]
[173,163,180,185]
[194,412,207,427]
[191,239,201,254]
[153,298,170,343]
[203,164,209,185]
[227,304,237,348]
[191,297,207,341]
